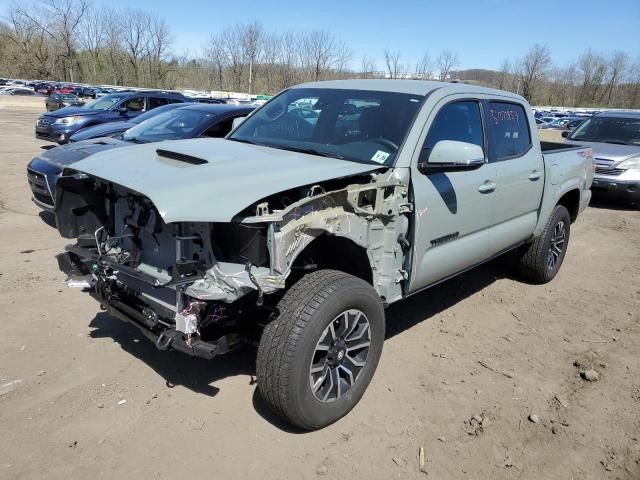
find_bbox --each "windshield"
[569,116,640,145]
[59,94,79,100]
[84,94,125,111]
[130,103,186,125]
[228,88,424,166]
[122,108,216,143]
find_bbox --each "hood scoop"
[156,148,208,166]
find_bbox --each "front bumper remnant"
[90,288,238,360]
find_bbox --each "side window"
[122,97,145,112]
[148,97,169,109]
[203,117,236,137]
[488,102,531,160]
[424,101,484,153]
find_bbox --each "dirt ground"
[1,107,639,480]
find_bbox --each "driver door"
[408,98,497,292]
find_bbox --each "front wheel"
[256,270,385,430]
[518,205,571,283]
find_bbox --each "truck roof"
[293,79,526,101]
[594,110,640,118]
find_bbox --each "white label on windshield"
[371,150,390,163]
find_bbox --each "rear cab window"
[487,102,531,160]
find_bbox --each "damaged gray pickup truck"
[55,80,593,429]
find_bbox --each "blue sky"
[2,0,639,70]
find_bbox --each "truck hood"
[69,138,381,223]
[563,139,640,163]
[38,137,128,168]
[44,106,100,118]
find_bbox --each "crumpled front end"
[55,166,412,358]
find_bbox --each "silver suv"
[564,111,640,206]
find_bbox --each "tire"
[519,205,571,283]
[256,269,385,430]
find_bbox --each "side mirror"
[232,116,246,130]
[418,140,485,173]
[117,107,128,115]
[561,131,569,139]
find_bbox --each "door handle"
[478,181,496,194]
[528,171,542,181]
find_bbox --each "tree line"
[1,0,639,108]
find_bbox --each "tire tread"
[256,270,378,429]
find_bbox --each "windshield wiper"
[227,137,265,147]
[124,137,148,144]
[274,145,346,160]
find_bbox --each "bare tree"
[120,9,150,86]
[203,34,226,90]
[576,49,608,105]
[384,48,401,79]
[277,31,299,89]
[78,7,104,82]
[9,0,89,81]
[601,51,628,105]
[360,54,376,79]
[260,31,281,93]
[102,7,124,85]
[240,21,262,94]
[627,57,640,108]
[147,16,172,87]
[300,30,342,82]
[3,6,54,78]
[335,41,352,78]
[220,24,245,91]
[436,50,458,81]
[414,51,434,79]
[518,44,551,102]
[497,59,514,91]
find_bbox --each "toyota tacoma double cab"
[54,80,593,430]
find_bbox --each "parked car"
[35,90,186,144]
[46,93,84,111]
[563,111,640,205]
[27,103,254,211]
[79,86,109,99]
[69,102,189,142]
[53,79,592,430]
[188,97,227,104]
[53,85,77,95]
[0,87,35,96]
[541,117,584,131]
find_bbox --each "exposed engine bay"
[55,167,412,358]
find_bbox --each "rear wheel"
[256,270,385,430]
[518,205,571,283]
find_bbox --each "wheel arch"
[556,188,581,222]
[288,233,374,286]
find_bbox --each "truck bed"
[540,141,584,153]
